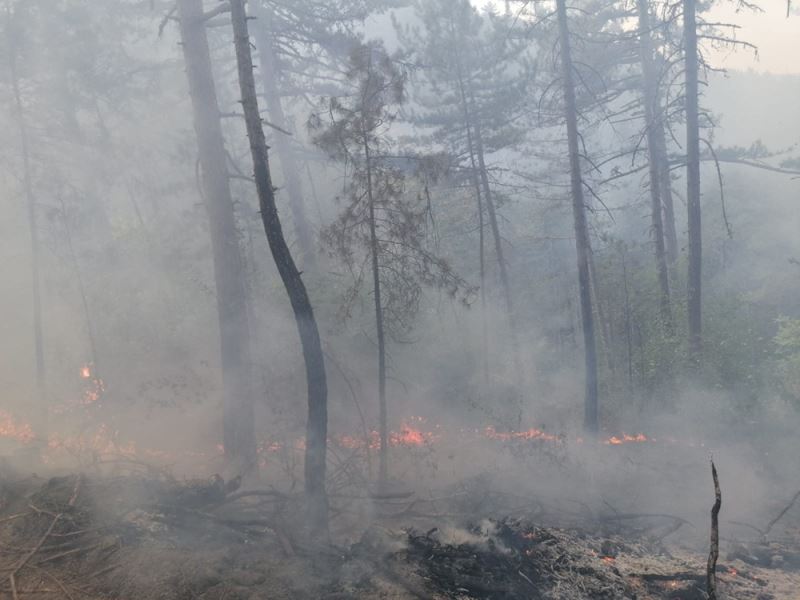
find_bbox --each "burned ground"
[0,462,797,600]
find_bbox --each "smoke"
[0,1,797,562]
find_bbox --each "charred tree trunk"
[8,26,46,435]
[684,0,703,364]
[363,140,388,488]
[230,0,329,533]
[557,0,598,432]
[251,3,315,268]
[637,0,673,328]
[177,0,256,473]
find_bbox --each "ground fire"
[2,0,799,598]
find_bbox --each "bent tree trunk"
[230,0,329,534]
[556,0,599,432]
[250,3,315,268]
[684,0,703,364]
[8,25,47,435]
[637,0,672,328]
[177,0,256,473]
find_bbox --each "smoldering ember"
[0,1,799,599]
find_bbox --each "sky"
[473,1,800,74]
[709,2,800,74]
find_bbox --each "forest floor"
[0,466,796,600]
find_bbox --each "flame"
[601,556,615,564]
[391,424,431,446]
[80,365,92,379]
[0,410,36,444]
[727,567,738,576]
[47,424,135,459]
[605,433,650,445]
[484,426,560,443]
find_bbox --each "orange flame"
[484,426,560,443]
[390,424,430,446]
[605,433,650,445]
[0,410,36,444]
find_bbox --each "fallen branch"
[763,488,800,539]
[631,572,704,582]
[29,567,76,600]
[598,512,693,527]
[157,3,177,38]
[86,563,121,579]
[0,513,31,526]
[707,460,721,600]
[152,504,274,532]
[34,541,106,566]
[211,489,288,508]
[9,475,83,591]
[201,1,230,22]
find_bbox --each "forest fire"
[2,0,799,598]
[605,433,650,445]
[0,398,671,467]
[484,425,561,443]
[0,410,36,444]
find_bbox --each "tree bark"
[471,110,523,376]
[684,0,703,364]
[457,80,489,385]
[364,140,388,488]
[250,3,315,268]
[229,0,329,534]
[586,238,616,375]
[8,26,47,436]
[458,76,522,381]
[653,114,679,266]
[177,0,256,474]
[556,0,599,432]
[637,0,673,328]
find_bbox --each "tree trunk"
[653,116,679,266]
[364,140,388,488]
[556,0,599,432]
[637,0,673,328]
[459,91,489,385]
[58,194,100,384]
[586,238,616,375]
[8,28,46,436]
[250,3,315,268]
[684,0,703,363]
[230,0,329,534]
[177,0,256,474]
[454,61,520,381]
[471,114,523,376]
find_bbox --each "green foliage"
[311,42,471,340]
[772,318,800,406]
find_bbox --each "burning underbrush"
[0,454,797,600]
